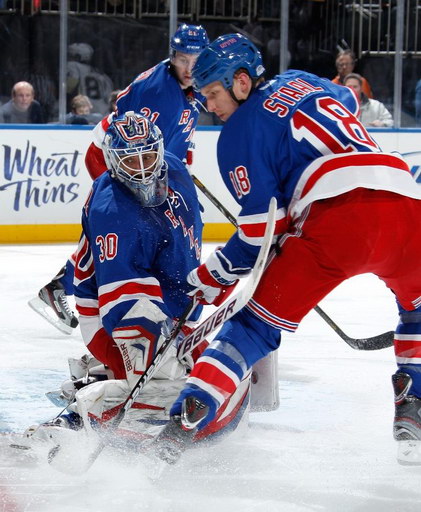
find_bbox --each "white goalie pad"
[250,350,280,412]
[45,354,114,408]
[113,330,187,388]
[75,377,187,438]
[67,354,102,380]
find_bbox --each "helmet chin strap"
[227,76,258,105]
[228,87,244,105]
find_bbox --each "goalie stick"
[48,196,277,474]
[191,174,394,351]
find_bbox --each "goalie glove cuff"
[187,263,238,306]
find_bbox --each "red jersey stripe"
[301,153,410,199]
[99,282,163,309]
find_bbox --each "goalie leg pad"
[75,377,187,439]
[112,301,187,388]
[250,350,280,412]
[67,354,103,380]
[75,379,131,429]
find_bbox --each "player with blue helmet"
[30,24,210,334]
[162,33,421,466]
[88,22,209,177]
[170,23,209,56]
[103,112,168,206]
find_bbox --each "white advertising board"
[0,126,93,226]
[0,125,420,242]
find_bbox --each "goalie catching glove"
[187,250,241,306]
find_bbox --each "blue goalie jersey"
[74,151,203,335]
[215,69,412,276]
[116,61,204,161]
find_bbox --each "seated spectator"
[332,49,373,98]
[65,94,102,125]
[344,73,393,127]
[415,79,421,127]
[0,81,45,124]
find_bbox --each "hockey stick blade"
[313,305,394,350]
[191,176,393,352]
[48,298,199,474]
[177,196,277,360]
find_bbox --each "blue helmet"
[103,111,168,206]
[192,33,265,91]
[170,24,209,55]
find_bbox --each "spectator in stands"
[0,81,45,124]
[332,49,373,98]
[344,73,393,127]
[415,79,421,127]
[65,94,102,125]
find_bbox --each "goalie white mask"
[103,111,168,207]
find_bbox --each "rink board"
[0,125,420,243]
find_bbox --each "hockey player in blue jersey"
[85,23,209,178]
[29,24,209,334]
[162,33,421,465]
[74,111,204,371]
[25,111,250,455]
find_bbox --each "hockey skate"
[153,396,209,464]
[392,372,421,465]
[28,279,78,335]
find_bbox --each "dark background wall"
[0,1,420,125]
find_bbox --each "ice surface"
[1,243,420,512]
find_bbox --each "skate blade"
[397,440,421,466]
[28,296,73,335]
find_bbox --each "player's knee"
[216,308,281,368]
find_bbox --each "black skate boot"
[28,270,78,334]
[153,397,209,464]
[392,372,421,465]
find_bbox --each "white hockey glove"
[187,251,239,306]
